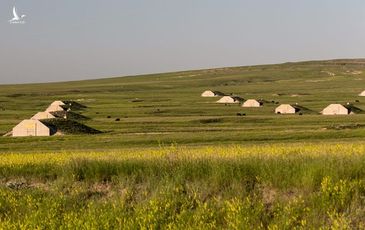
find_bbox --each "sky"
[1,0,365,84]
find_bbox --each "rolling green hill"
[1,59,365,152]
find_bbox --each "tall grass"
[1,144,365,228]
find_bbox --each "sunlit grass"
[1,143,365,228]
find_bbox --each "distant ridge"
[1,58,365,86]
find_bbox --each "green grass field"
[2,144,365,228]
[1,59,365,151]
[2,59,365,228]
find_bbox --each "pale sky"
[1,0,365,84]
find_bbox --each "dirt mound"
[62,101,88,110]
[51,111,90,121]
[42,119,101,135]
[346,104,363,114]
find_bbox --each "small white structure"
[322,104,350,115]
[201,90,216,97]
[46,105,65,112]
[275,104,297,114]
[201,90,224,97]
[45,101,66,112]
[50,101,65,106]
[216,96,241,104]
[12,120,51,137]
[31,112,56,120]
[242,99,262,108]
[359,91,365,96]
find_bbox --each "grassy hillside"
[2,60,365,229]
[1,59,365,151]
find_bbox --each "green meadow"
[1,59,365,151]
[2,144,365,229]
[2,59,365,228]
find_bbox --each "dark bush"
[198,118,223,124]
